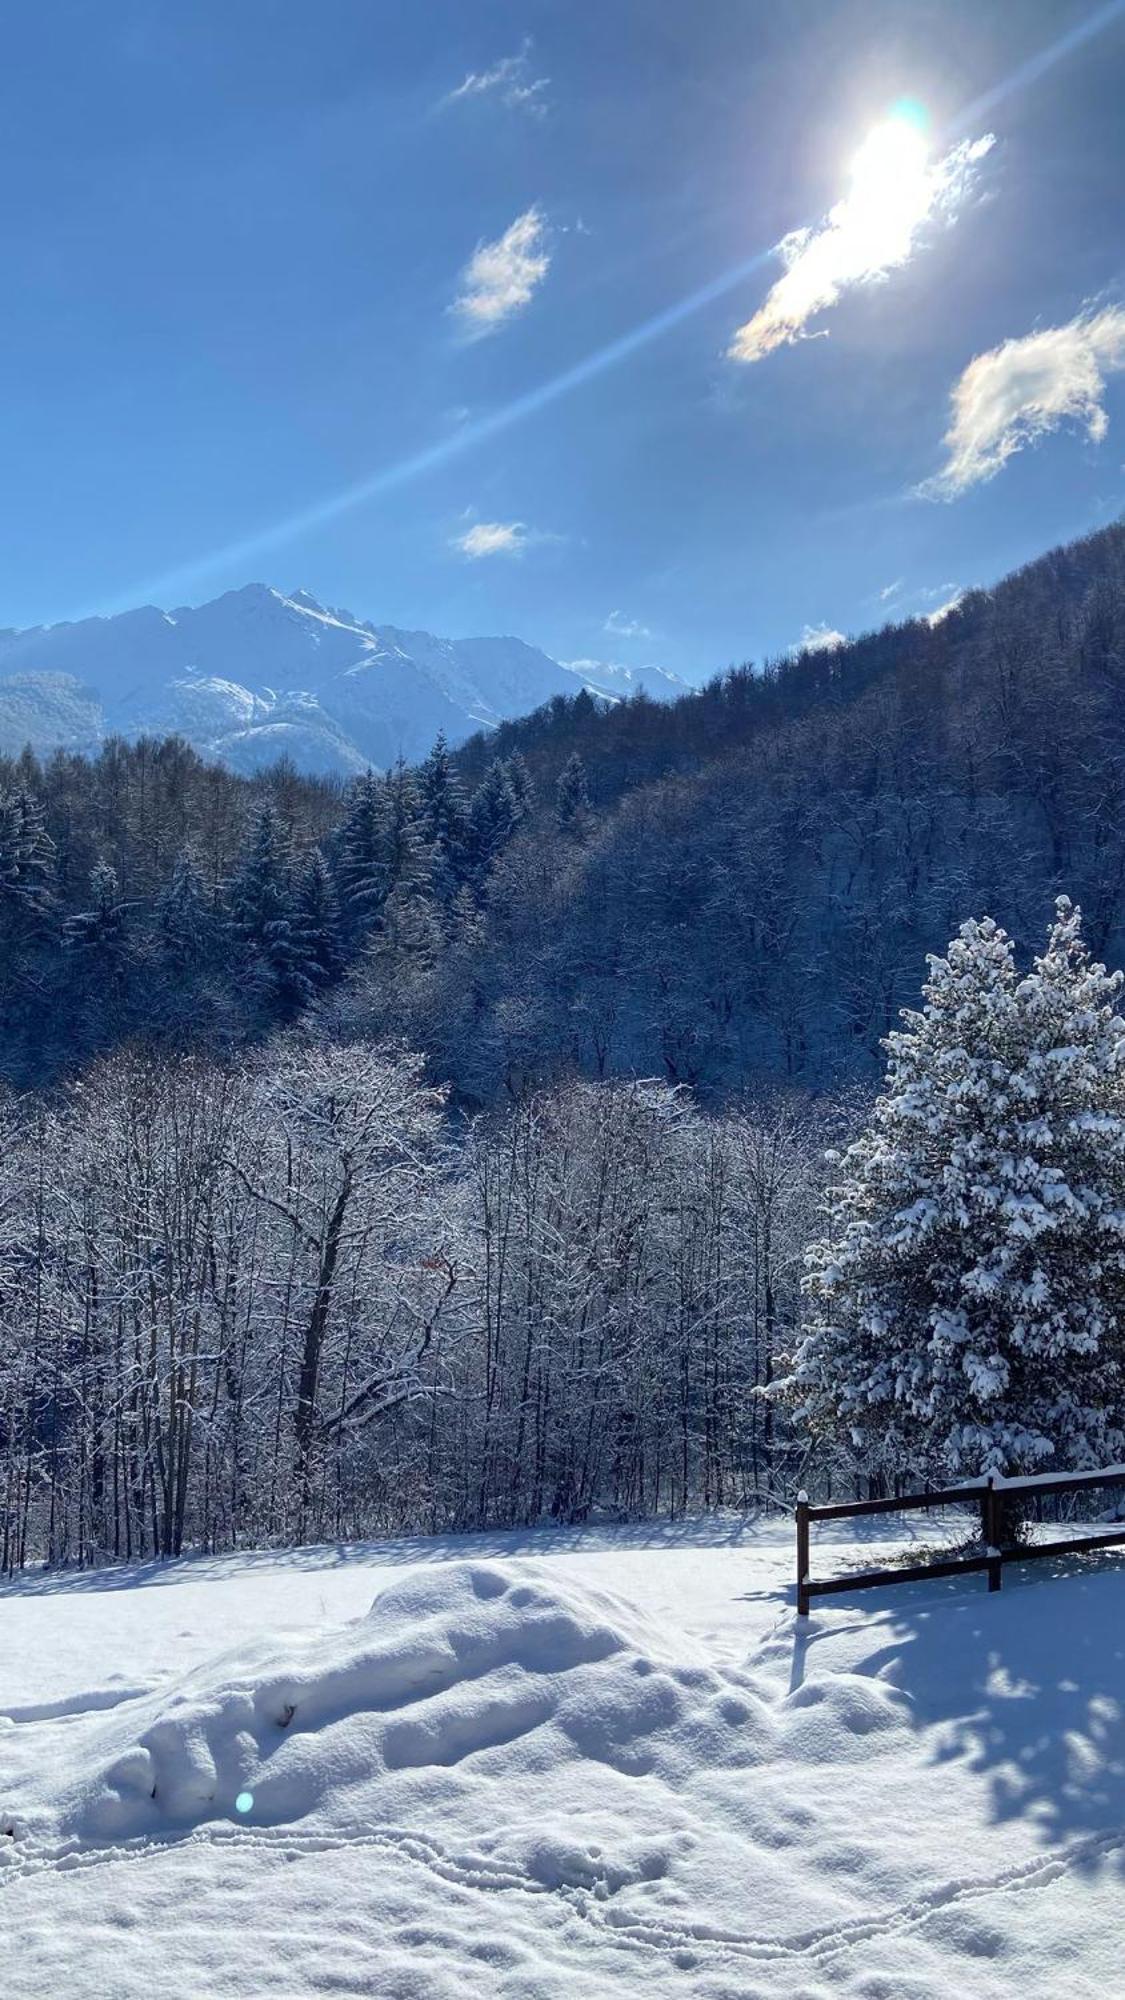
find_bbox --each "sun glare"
[844,110,933,265]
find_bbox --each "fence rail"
[795,1466,1125,1616]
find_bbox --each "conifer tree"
[64,859,132,978]
[506,752,536,823]
[11,788,56,930]
[418,732,469,872]
[333,772,388,942]
[228,804,310,1011]
[157,845,215,969]
[786,902,1125,1484]
[0,787,56,944]
[555,752,592,840]
[381,758,429,896]
[295,848,344,988]
[469,760,518,870]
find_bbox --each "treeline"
[427,518,1125,1097]
[0,735,536,1084]
[0,1046,826,1567]
[2,520,1124,1106]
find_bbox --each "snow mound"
[781,1671,913,1760]
[64,1561,768,1843]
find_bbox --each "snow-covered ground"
[3,1513,1124,1997]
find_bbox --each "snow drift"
[7,1523,1125,1996]
[65,1561,779,1844]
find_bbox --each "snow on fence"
[795,1466,1125,1617]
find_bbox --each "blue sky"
[1,0,1123,681]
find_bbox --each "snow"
[990,1462,1125,1490]
[3,1513,1125,1996]
[0,585,606,773]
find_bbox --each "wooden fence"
[795,1466,1125,1617]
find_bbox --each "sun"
[843,108,933,265]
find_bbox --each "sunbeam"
[103,0,1125,616]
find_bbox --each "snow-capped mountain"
[0,586,690,775]
[561,657,690,703]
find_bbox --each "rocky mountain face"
[0,585,689,774]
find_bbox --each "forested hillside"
[1,522,1124,1560]
[440,520,1125,1097]
[0,521,1122,1097]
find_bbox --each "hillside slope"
[412,521,1125,1098]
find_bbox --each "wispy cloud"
[879,578,904,602]
[604,609,654,640]
[452,207,550,336]
[925,591,964,625]
[921,306,1125,497]
[451,520,531,559]
[794,622,846,655]
[442,39,549,119]
[728,121,994,365]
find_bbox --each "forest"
[1,518,1125,1564]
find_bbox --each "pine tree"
[333,773,389,942]
[295,848,344,988]
[469,760,518,870]
[506,752,536,823]
[157,845,216,968]
[228,804,310,1011]
[64,859,132,979]
[418,732,469,873]
[0,787,56,944]
[555,752,592,840]
[381,758,429,896]
[11,788,56,930]
[786,901,1125,1485]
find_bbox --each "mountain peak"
[0,583,690,777]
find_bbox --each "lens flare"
[235,1791,254,1815]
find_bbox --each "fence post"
[796,1490,810,1617]
[983,1475,1002,1594]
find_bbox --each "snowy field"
[3,1515,1125,1998]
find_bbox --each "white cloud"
[794,622,846,655]
[452,520,530,559]
[452,207,549,335]
[879,578,904,601]
[728,120,994,365]
[443,40,549,118]
[925,591,964,625]
[922,307,1125,497]
[604,609,653,640]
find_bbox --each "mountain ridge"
[0,585,690,774]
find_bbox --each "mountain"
[0,586,690,775]
[561,657,689,702]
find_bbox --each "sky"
[0,0,1123,682]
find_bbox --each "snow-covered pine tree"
[555,752,592,840]
[333,772,389,943]
[785,900,1125,1486]
[11,788,55,931]
[295,848,344,988]
[469,760,518,869]
[64,859,132,980]
[417,732,470,876]
[381,758,429,898]
[157,845,215,968]
[229,805,312,1012]
[0,787,56,944]
[505,752,536,823]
